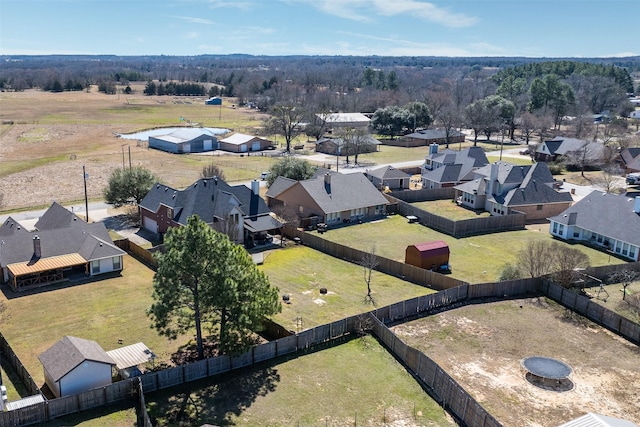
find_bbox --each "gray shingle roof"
[38,336,115,382]
[366,166,410,180]
[456,162,571,206]
[297,173,389,214]
[503,163,573,206]
[34,202,85,230]
[265,177,297,198]
[548,191,640,245]
[0,204,125,266]
[139,178,271,224]
[426,146,489,168]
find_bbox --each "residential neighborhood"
[1,51,639,426]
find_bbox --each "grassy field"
[313,215,623,283]
[411,199,491,220]
[145,335,457,427]
[260,245,435,331]
[392,297,640,425]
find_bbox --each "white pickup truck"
[626,173,640,185]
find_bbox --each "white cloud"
[371,0,478,27]
[176,16,215,25]
[290,0,478,27]
[184,32,199,40]
[205,0,253,10]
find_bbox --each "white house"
[548,191,640,261]
[39,336,115,398]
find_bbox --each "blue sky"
[1,0,637,58]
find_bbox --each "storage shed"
[38,336,115,398]
[405,240,450,272]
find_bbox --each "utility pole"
[83,165,89,222]
[128,146,132,169]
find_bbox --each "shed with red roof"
[405,240,450,272]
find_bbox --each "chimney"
[429,143,438,154]
[251,179,260,196]
[488,162,499,195]
[634,196,640,214]
[33,235,41,259]
[324,173,331,185]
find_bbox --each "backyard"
[259,245,436,331]
[391,297,640,426]
[411,199,491,220]
[144,335,457,427]
[312,215,624,283]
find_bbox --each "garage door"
[252,141,261,151]
[204,139,213,151]
[142,216,157,233]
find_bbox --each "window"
[113,256,121,270]
[552,222,558,234]
[558,224,564,235]
[536,205,543,211]
[167,207,173,218]
[91,260,100,274]
[573,229,580,238]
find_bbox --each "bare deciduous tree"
[517,240,552,278]
[335,126,371,165]
[608,269,640,302]
[361,246,379,306]
[595,164,624,193]
[550,243,590,287]
[516,241,590,287]
[201,163,225,180]
[266,103,305,153]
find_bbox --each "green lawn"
[259,245,435,331]
[0,256,192,388]
[32,402,137,427]
[412,199,491,220]
[146,335,457,426]
[313,215,624,283]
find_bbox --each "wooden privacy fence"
[0,333,40,396]
[287,228,466,291]
[113,238,158,268]
[387,194,526,238]
[0,377,139,427]
[369,313,502,427]
[541,279,640,345]
[139,316,358,394]
[2,266,638,426]
[390,187,456,203]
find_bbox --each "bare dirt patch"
[391,297,640,426]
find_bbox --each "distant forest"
[1,54,639,143]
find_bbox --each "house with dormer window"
[139,178,283,245]
[454,161,573,221]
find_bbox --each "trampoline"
[521,356,574,391]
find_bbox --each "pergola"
[6,253,87,291]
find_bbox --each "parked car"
[626,173,640,185]
[260,171,270,180]
[520,148,531,155]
